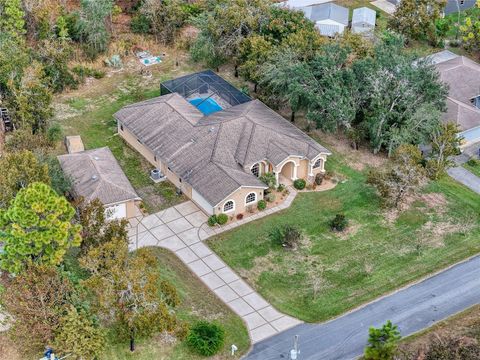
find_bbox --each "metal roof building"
[301,3,349,37]
[352,7,376,34]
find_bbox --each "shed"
[302,3,349,37]
[58,147,141,219]
[352,7,376,34]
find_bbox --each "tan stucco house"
[114,70,331,216]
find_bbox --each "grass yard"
[464,160,480,178]
[102,248,250,360]
[207,153,480,323]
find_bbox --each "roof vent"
[91,175,98,181]
[472,95,480,109]
[93,156,100,161]
[209,127,215,133]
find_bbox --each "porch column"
[308,161,314,177]
[274,171,279,185]
[293,164,298,180]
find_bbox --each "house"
[301,3,349,37]
[58,147,141,219]
[352,7,376,34]
[429,51,480,144]
[387,0,477,15]
[115,70,331,217]
[277,0,332,8]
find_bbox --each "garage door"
[105,203,127,220]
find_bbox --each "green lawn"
[464,161,480,178]
[207,154,480,323]
[72,247,250,360]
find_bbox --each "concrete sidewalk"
[128,199,301,343]
[447,167,480,194]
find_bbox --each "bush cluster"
[207,215,217,227]
[217,213,228,225]
[270,225,302,249]
[293,179,306,190]
[257,200,267,211]
[330,214,348,232]
[186,321,225,356]
[265,193,276,203]
[315,173,324,185]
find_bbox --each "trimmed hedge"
[217,213,228,225]
[293,179,306,190]
[257,200,267,211]
[208,215,217,227]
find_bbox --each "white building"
[352,7,376,35]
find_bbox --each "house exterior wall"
[215,187,265,216]
[119,123,157,166]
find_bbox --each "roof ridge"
[243,123,257,165]
[122,94,173,109]
[213,162,241,187]
[210,122,224,162]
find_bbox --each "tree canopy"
[0,182,82,273]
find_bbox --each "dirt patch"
[0,334,21,360]
[313,131,388,170]
[335,222,361,240]
[419,193,448,213]
[383,192,448,224]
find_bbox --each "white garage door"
[105,203,127,220]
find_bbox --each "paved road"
[447,167,480,194]
[245,255,480,360]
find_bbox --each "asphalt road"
[245,255,480,360]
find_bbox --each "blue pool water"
[189,97,223,115]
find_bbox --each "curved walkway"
[128,190,301,344]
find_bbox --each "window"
[223,200,234,212]
[313,158,323,169]
[251,163,260,177]
[246,192,256,204]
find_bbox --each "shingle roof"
[58,147,140,205]
[434,55,480,132]
[114,92,330,206]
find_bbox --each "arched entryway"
[278,160,296,185]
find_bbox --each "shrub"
[257,200,267,211]
[424,335,480,360]
[217,213,228,225]
[46,123,63,143]
[315,173,324,185]
[330,214,348,232]
[72,66,106,81]
[187,321,225,356]
[364,321,401,360]
[293,179,306,190]
[265,193,276,203]
[270,225,302,249]
[207,215,217,227]
[236,213,244,220]
[259,172,277,189]
[130,14,151,34]
[246,205,255,213]
[277,184,286,192]
[467,158,480,167]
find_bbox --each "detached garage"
[58,146,141,219]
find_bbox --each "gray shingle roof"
[114,93,330,206]
[58,147,140,206]
[434,55,480,132]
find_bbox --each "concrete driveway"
[128,201,301,343]
[447,167,480,194]
[245,255,480,359]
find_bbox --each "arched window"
[223,200,234,213]
[251,163,260,177]
[246,192,256,204]
[313,158,323,169]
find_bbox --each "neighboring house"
[352,7,376,34]
[58,147,141,219]
[115,70,331,217]
[387,0,477,15]
[301,3,349,37]
[429,51,480,144]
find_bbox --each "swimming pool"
[189,97,223,116]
